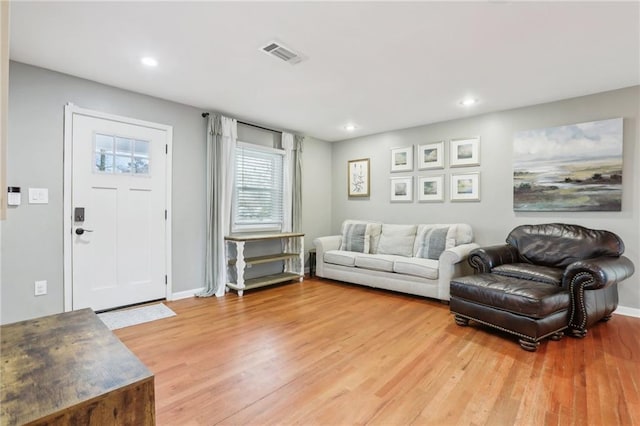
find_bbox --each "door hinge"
[165,209,167,220]
[165,144,168,154]
[165,275,168,285]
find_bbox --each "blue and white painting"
[513,118,623,211]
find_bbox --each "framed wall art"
[347,158,370,197]
[513,118,622,211]
[417,141,444,170]
[449,137,480,167]
[418,175,444,202]
[450,172,480,201]
[390,176,413,202]
[390,146,413,172]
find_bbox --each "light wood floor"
[115,278,640,425]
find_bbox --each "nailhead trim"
[453,312,567,342]
[568,271,591,330]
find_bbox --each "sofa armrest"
[467,244,520,273]
[440,243,481,265]
[313,235,342,277]
[313,235,342,253]
[563,256,635,291]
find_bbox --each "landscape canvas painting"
[513,118,623,211]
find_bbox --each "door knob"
[75,228,94,235]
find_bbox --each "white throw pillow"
[376,224,417,257]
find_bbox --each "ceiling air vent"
[261,41,305,65]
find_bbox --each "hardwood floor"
[115,278,640,425]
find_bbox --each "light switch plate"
[28,188,49,204]
[35,280,47,296]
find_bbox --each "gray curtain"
[293,135,304,233]
[199,114,237,297]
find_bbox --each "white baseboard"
[169,287,205,301]
[615,305,640,318]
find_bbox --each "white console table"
[225,232,305,296]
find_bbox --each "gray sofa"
[313,220,479,301]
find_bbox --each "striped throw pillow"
[340,223,370,253]
[416,227,450,260]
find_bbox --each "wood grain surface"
[114,278,640,425]
[1,309,155,425]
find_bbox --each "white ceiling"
[9,1,640,142]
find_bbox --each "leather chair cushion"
[450,274,570,319]
[491,263,563,286]
[507,223,625,268]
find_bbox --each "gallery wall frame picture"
[417,141,445,170]
[390,176,413,202]
[418,175,444,202]
[449,137,480,167]
[347,158,370,197]
[390,146,414,172]
[450,172,480,202]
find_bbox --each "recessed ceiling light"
[141,57,158,67]
[460,98,478,107]
[344,123,357,132]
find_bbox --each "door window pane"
[133,157,149,174]
[95,134,114,152]
[115,137,133,156]
[134,140,149,157]
[95,134,114,173]
[115,155,132,173]
[94,133,150,176]
[95,151,114,172]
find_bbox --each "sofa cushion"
[354,253,401,272]
[492,263,563,286]
[376,224,417,257]
[393,257,439,279]
[324,250,358,267]
[340,222,370,253]
[414,226,455,260]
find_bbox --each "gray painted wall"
[2,61,334,324]
[2,62,208,323]
[301,137,333,264]
[2,61,636,322]
[331,86,640,311]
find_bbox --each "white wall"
[330,86,639,311]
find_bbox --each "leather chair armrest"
[467,244,520,273]
[563,256,635,291]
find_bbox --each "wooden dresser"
[0,309,155,425]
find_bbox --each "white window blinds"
[233,142,284,231]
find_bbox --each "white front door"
[67,107,170,311]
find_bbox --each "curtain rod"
[201,112,281,134]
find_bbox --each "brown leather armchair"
[450,223,635,350]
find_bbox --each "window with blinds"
[232,142,284,231]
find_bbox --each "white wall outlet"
[35,280,47,296]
